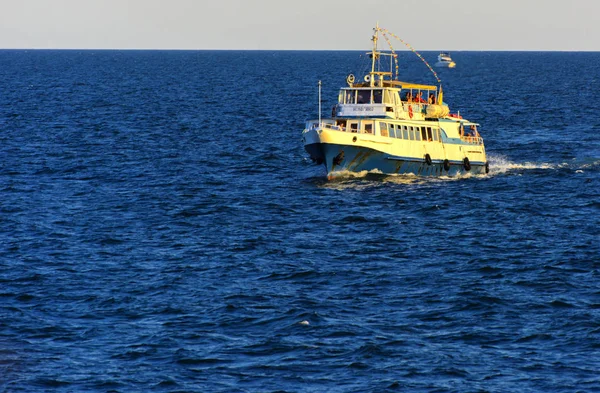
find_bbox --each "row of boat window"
[341,89,391,105]
[380,123,441,142]
[340,89,438,106]
[338,121,441,142]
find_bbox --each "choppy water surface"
[1,50,599,392]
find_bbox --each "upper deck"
[331,29,451,121]
[334,79,448,121]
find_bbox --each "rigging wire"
[378,27,442,84]
[380,31,400,80]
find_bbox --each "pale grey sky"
[0,0,598,50]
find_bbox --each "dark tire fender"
[463,157,471,171]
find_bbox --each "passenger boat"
[436,52,456,68]
[302,26,488,179]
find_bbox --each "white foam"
[487,153,556,175]
[316,152,595,188]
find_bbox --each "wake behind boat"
[436,52,456,68]
[302,25,488,179]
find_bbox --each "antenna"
[370,24,379,85]
[318,80,322,126]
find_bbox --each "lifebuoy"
[408,105,413,119]
[443,159,450,171]
[424,154,432,166]
[463,157,471,171]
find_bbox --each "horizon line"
[1,47,599,53]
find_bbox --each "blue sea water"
[0,49,599,392]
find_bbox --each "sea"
[0,49,599,393]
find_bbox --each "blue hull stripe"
[307,143,487,177]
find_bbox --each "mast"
[370,24,379,87]
[318,80,322,125]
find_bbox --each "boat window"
[379,122,389,136]
[349,122,358,133]
[364,123,373,134]
[421,127,428,141]
[431,127,438,141]
[389,126,396,138]
[373,89,383,104]
[345,90,356,104]
[427,127,433,141]
[379,122,388,137]
[414,127,421,141]
[357,90,370,104]
[437,129,442,141]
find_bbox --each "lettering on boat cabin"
[351,106,376,112]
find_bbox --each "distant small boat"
[436,52,456,68]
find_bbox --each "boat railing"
[403,102,426,110]
[321,123,345,131]
[314,122,376,134]
[307,120,336,131]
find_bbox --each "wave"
[487,153,600,175]
[487,153,555,174]
[312,168,484,189]
[305,153,597,189]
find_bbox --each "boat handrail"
[322,123,345,131]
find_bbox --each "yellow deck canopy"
[382,80,438,91]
